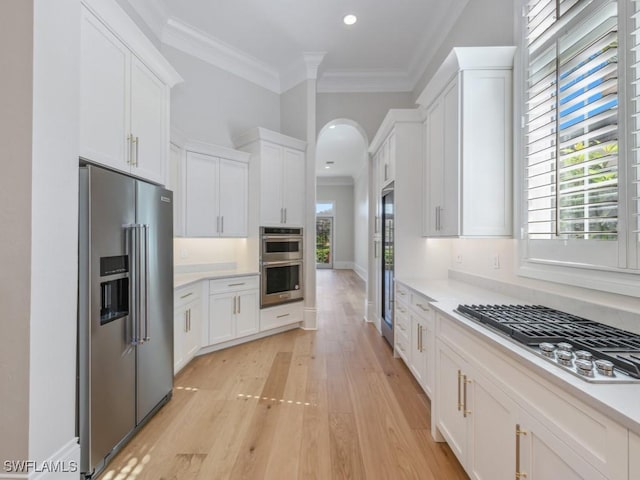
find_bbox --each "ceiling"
[125,0,469,178]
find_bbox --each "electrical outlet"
[455,254,463,264]
[493,254,500,269]
[180,248,188,259]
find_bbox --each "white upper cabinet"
[234,128,307,228]
[418,47,515,237]
[79,0,181,185]
[183,144,249,238]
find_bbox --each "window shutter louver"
[526,0,620,240]
[632,0,640,239]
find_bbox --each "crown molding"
[369,108,424,154]
[121,0,168,42]
[233,127,307,151]
[317,70,413,93]
[407,0,470,90]
[162,17,281,93]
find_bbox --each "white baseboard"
[0,437,80,479]
[353,264,367,281]
[333,261,353,270]
[365,301,376,323]
[196,324,300,356]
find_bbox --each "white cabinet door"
[167,143,184,236]
[440,77,460,237]
[185,152,219,237]
[173,305,187,374]
[183,298,201,362]
[410,316,428,388]
[282,148,305,226]
[235,290,259,338]
[424,99,444,236]
[630,431,640,480]
[209,292,235,345]
[79,7,130,171]
[260,143,284,226]
[130,56,166,184]
[518,411,606,480]
[218,159,248,237]
[466,373,517,480]
[436,343,467,462]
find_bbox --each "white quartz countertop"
[395,276,640,435]
[175,269,259,289]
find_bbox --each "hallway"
[100,269,467,479]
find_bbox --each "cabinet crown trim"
[369,108,424,154]
[416,46,515,109]
[233,127,307,151]
[82,0,183,87]
[184,140,250,163]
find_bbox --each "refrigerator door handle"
[126,224,139,346]
[143,224,151,342]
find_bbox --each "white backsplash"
[448,238,640,334]
[173,237,253,270]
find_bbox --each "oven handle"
[262,260,303,267]
[262,235,303,240]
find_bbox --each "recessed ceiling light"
[343,14,357,26]
[329,125,336,129]
[325,165,330,169]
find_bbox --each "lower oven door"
[261,261,304,307]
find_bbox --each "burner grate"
[457,304,640,379]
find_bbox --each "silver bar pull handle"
[238,295,241,314]
[277,313,290,319]
[216,216,220,233]
[457,370,462,411]
[284,208,287,224]
[143,224,150,342]
[221,216,224,233]
[184,309,189,333]
[135,136,139,166]
[126,225,138,345]
[233,296,237,315]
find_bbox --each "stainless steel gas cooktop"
[456,304,640,384]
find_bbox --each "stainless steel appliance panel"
[82,166,137,470]
[135,181,173,423]
[261,260,304,307]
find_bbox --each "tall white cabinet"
[234,128,307,228]
[418,47,515,237]
[79,0,182,185]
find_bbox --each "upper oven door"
[261,235,303,262]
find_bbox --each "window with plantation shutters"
[520,0,640,285]
[526,0,619,241]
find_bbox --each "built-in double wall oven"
[260,227,304,307]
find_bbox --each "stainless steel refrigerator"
[381,184,394,347]
[78,165,173,478]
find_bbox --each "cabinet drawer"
[209,275,259,294]
[411,294,433,317]
[260,301,303,331]
[395,328,410,362]
[175,283,201,308]
[395,309,410,336]
[396,299,410,317]
[396,283,410,301]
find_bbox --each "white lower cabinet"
[435,312,629,480]
[630,431,640,479]
[208,276,259,345]
[173,284,202,374]
[260,301,303,331]
[394,282,433,396]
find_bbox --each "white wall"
[0,0,32,464]
[163,45,281,148]
[317,92,414,142]
[317,182,355,267]
[29,0,81,466]
[353,169,368,280]
[281,82,307,141]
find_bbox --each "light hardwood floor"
[99,269,468,480]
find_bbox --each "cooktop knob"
[539,342,556,358]
[575,350,593,361]
[557,342,573,352]
[595,359,615,377]
[575,359,594,376]
[556,350,573,366]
